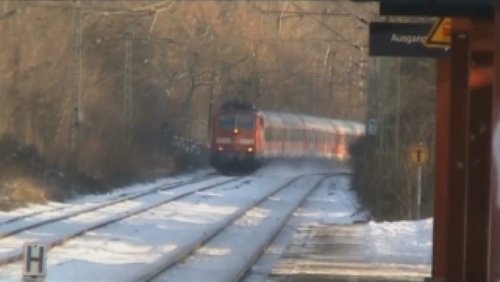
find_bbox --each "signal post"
[410,143,429,219]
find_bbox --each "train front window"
[218,115,235,129]
[218,114,254,129]
[237,115,255,129]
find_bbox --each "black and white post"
[23,242,47,282]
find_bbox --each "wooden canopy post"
[445,18,471,282]
[488,6,500,281]
[464,19,493,282]
[433,58,450,278]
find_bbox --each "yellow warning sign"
[425,18,451,48]
[409,143,429,166]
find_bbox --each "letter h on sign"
[23,242,47,277]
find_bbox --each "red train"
[209,101,365,172]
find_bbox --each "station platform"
[267,224,431,282]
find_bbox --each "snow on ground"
[245,175,433,281]
[154,175,324,282]
[0,169,214,224]
[254,160,349,178]
[0,176,234,269]
[366,218,433,265]
[0,164,434,282]
[296,175,366,224]
[0,172,295,282]
[245,175,362,281]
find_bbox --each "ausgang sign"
[369,22,450,57]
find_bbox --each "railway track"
[0,172,215,227]
[135,174,332,282]
[0,173,312,281]
[0,175,242,266]
[0,171,349,282]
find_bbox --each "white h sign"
[23,242,47,278]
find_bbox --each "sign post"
[23,242,47,282]
[417,163,423,219]
[410,142,429,219]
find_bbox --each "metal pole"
[69,0,83,170]
[76,1,82,125]
[311,78,316,115]
[207,72,215,143]
[395,58,401,165]
[123,30,133,145]
[417,164,422,220]
[76,1,83,168]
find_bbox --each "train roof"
[215,104,364,135]
[259,110,364,135]
[219,100,257,111]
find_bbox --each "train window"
[237,115,255,129]
[218,115,235,129]
[339,134,346,145]
[217,114,255,129]
[345,134,351,144]
[265,127,273,141]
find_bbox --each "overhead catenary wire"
[21,0,175,14]
[247,1,370,53]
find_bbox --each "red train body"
[209,102,365,172]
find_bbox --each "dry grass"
[0,177,47,210]
[0,136,107,210]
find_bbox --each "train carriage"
[209,101,365,172]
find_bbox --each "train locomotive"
[209,101,365,173]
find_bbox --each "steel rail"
[0,174,220,239]
[138,174,323,282]
[0,172,215,227]
[0,176,242,267]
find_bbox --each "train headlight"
[247,147,254,153]
[233,128,239,134]
[218,146,224,151]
